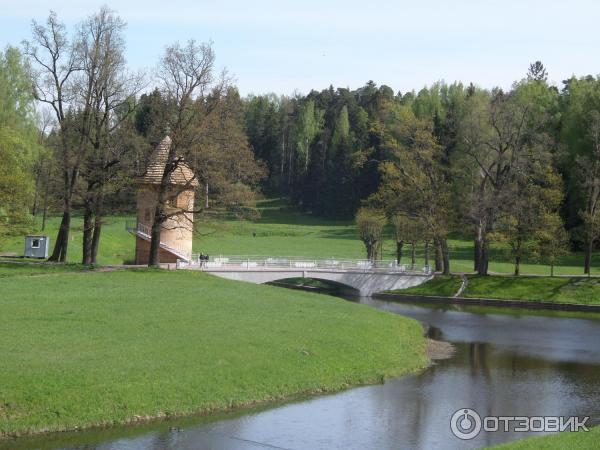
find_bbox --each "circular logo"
[450,408,482,440]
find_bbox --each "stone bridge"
[179,256,432,296]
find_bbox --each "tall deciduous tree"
[390,214,423,267]
[537,211,569,277]
[459,78,558,275]
[148,39,215,266]
[373,105,452,273]
[356,207,386,261]
[576,110,600,274]
[0,47,40,242]
[78,7,144,264]
[193,86,266,214]
[492,165,563,276]
[294,100,323,174]
[24,11,81,262]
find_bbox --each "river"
[3,295,600,450]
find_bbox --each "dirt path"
[454,273,468,297]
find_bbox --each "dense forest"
[221,65,600,276]
[3,8,600,274]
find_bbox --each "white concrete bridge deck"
[178,255,433,296]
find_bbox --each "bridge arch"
[269,276,362,295]
[194,268,432,296]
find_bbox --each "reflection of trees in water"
[468,342,491,378]
[459,340,600,428]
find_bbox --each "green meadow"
[389,275,464,297]
[0,265,428,437]
[2,199,599,276]
[394,274,600,305]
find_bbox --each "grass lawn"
[389,273,600,305]
[0,264,428,437]
[464,276,600,305]
[1,198,600,275]
[388,275,463,297]
[489,426,599,449]
[0,215,133,266]
[0,262,92,277]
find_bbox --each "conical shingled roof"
[137,135,199,187]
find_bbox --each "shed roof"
[136,136,199,187]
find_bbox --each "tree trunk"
[476,239,489,276]
[149,217,162,267]
[411,242,416,267]
[396,240,403,264]
[149,181,168,267]
[366,241,376,262]
[288,139,293,188]
[584,239,593,275]
[48,208,70,262]
[514,255,521,276]
[441,238,450,275]
[91,218,102,265]
[281,132,285,180]
[41,171,49,231]
[32,165,41,216]
[49,142,76,262]
[550,262,554,277]
[435,239,443,272]
[424,240,430,267]
[82,200,94,265]
[90,191,105,265]
[204,183,209,209]
[473,237,481,271]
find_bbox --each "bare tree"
[78,7,145,264]
[148,39,216,266]
[31,108,54,217]
[23,11,81,262]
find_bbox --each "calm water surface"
[4,297,600,450]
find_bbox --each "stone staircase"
[126,221,190,262]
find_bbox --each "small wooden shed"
[24,235,49,258]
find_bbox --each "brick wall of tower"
[134,185,195,263]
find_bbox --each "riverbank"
[490,425,599,449]
[0,265,428,438]
[387,274,600,310]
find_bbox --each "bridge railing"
[182,254,432,274]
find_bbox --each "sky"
[0,0,598,96]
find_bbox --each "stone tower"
[130,135,198,264]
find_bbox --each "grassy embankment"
[489,426,600,449]
[389,275,464,297]
[1,198,600,275]
[392,274,600,305]
[0,264,428,437]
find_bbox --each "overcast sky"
[1,0,598,96]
